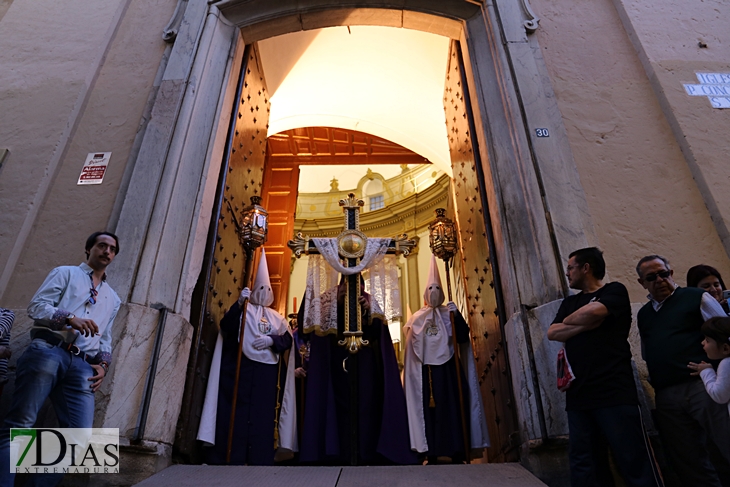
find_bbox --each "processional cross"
[288,192,416,465]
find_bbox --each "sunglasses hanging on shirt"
[88,274,99,305]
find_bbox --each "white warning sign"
[78,152,111,185]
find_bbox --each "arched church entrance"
[174,22,519,466]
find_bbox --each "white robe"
[403,305,490,455]
[197,303,298,453]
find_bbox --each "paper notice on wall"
[77,152,111,185]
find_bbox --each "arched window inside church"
[369,194,384,211]
[363,177,385,212]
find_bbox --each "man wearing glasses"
[637,254,730,486]
[548,248,662,486]
[0,231,120,486]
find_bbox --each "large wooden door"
[260,161,299,316]
[443,41,519,462]
[175,43,271,461]
[261,126,427,316]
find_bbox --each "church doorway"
[175,24,519,466]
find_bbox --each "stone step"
[134,464,547,487]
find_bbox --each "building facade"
[0,0,728,484]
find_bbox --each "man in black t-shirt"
[548,248,663,487]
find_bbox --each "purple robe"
[298,294,417,465]
[206,302,292,465]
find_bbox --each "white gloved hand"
[238,287,251,306]
[252,335,274,350]
[447,301,458,313]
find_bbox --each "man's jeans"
[568,404,664,487]
[0,339,95,487]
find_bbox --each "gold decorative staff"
[428,207,471,463]
[227,196,268,464]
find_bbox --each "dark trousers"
[654,380,730,487]
[568,404,663,487]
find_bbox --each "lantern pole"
[428,208,471,464]
[227,196,268,464]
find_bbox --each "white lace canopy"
[364,254,401,324]
[302,238,402,335]
[311,237,390,275]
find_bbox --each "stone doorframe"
[106,0,597,480]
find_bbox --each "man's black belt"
[34,330,97,364]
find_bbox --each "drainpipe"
[133,305,169,443]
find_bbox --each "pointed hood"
[250,249,274,307]
[423,254,445,308]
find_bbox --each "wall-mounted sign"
[683,73,730,109]
[535,128,549,137]
[77,152,111,185]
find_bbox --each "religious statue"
[297,275,416,465]
[288,193,417,465]
[197,250,297,465]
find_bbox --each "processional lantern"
[237,195,268,249]
[428,208,458,260]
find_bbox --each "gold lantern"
[428,208,458,260]
[238,196,268,249]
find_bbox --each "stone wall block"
[505,300,568,444]
[505,310,542,441]
[507,39,598,262]
[524,301,568,437]
[301,8,401,31]
[401,10,461,39]
[111,0,211,303]
[463,12,564,315]
[219,1,481,38]
[177,33,246,317]
[164,0,213,82]
[111,78,187,303]
[135,12,236,310]
[98,303,193,445]
[493,0,529,43]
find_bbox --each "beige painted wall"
[0,0,176,307]
[531,0,730,301]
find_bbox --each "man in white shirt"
[0,232,121,487]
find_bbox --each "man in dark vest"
[548,247,662,486]
[637,254,730,486]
